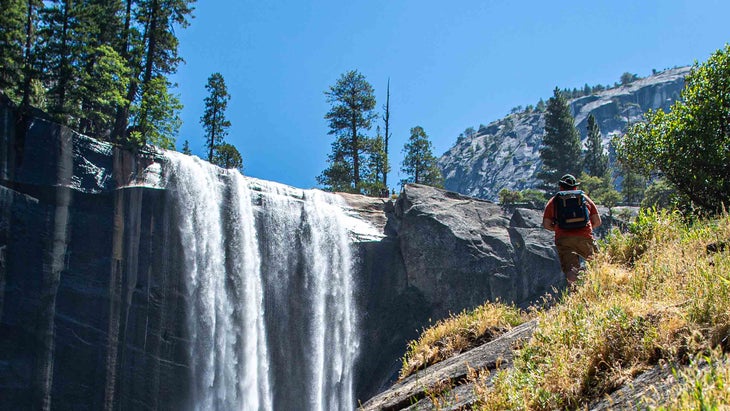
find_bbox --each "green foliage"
[131,76,181,149]
[316,155,354,193]
[641,178,690,211]
[498,188,522,205]
[201,72,231,161]
[0,0,193,148]
[359,131,387,196]
[320,70,377,193]
[213,142,243,171]
[0,0,29,102]
[72,45,130,138]
[181,139,192,155]
[620,72,639,85]
[619,162,647,206]
[579,172,621,208]
[401,126,443,188]
[617,44,730,213]
[521,189,548,206]
[582,114,608,177]
[539,87,582,188]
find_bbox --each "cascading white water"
[164,152,359,411]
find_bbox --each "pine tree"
[72,0,128,137]
[319,70,377,192]
[201,72,231,162]
[131,75,181,148]
[381,78,392,189]
[181,139,191,155]
[0,0,29,102]
[401,126,443,188]
[539,87,582,188]
[620,162,646,206]
[113,0,194,145]
[359,129,386,196]
[214,142,243,171]
[582,114,608,177]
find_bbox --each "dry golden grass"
[404,210,730,410]
[398,300,530,380]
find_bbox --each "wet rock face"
[1,101,190,410]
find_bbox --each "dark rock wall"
[0,100,191,410]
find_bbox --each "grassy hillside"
[399,210,730,410]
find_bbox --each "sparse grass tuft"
[647,348,730,410]
[399,301,530,380]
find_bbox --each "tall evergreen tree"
[539,87,582,187]
[37,0,78,122]
[113,0,194,145]
[620,161,646,205]
[359,127,387,196]
[131,75,180,148]
[201,72,231,162]
[382,78,391,189]
[319,69,377,192]
[181,139,191,155]
[582,114,608,177]
[0,0,29,101]
[34,0,129,134]
[72,0,128,136]
[19,0,44,112]
[401,126,443,188]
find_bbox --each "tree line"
[1,0,194,148]
[0,1,245,170]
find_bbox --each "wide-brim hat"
[559,174,580,186]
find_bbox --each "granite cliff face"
[1,95,576,409]
[439,67,691,200]
[350,185,569,400]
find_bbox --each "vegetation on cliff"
[401,210,730,410]
[399,301,529,380]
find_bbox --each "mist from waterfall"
[164,152,359,411]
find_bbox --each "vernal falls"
[165,152,359,411]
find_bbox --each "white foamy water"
[164,152,359,411]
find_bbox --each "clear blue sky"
[171,0,730,190]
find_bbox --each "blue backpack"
[554,190,589,229]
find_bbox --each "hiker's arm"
[590,213,602,229]
[542,218,555,231]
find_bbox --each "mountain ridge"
[439,66,691,200]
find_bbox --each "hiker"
[542,174,602,286]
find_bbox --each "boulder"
[391,184,562,318]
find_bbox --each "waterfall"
[164,152,359,411]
